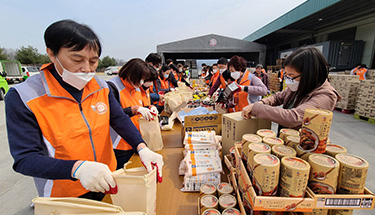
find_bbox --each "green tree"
[0,47,8,60]
[15,46,40,64]
[98,56,116,69]
[38,54,51,64]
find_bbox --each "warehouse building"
[244,0,375,70]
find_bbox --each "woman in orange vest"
[5,20,163,200]
[207,57,228,100]
[226,56,268,112]
[355,64,368,80]
[107,59,159,169]
[154,65,172,112]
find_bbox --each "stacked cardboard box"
[329,74,360,110]
[268,72,280,92]
[367,69,375,80]
[355,80,375,118]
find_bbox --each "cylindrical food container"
[200,195,219,214]
[296,145,317,161]
[279,157,311,197]
[336,153,369,194]
[202,208,221,215]
[272,145,296,159]
[263,136,284,148]
[325,144,347,158]
[241,134,262,164]
[279,128,299,143]
[308,154,340,194]
[200,183,217,197]
[222,208,241,215]
[299,109,333,153]
[252,154,280,196]
[217,182,233,197]
[218,194,237,211]
[234,140,241,154]
[256,129,276,138]
[247,142,271,175]
[285,135,300,149]
[328,209,353,215]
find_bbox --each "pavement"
[0,73,374,214]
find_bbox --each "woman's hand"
[241,104,254,119]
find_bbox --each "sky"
[0,0,306,62]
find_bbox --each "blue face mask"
[164,74,169,79]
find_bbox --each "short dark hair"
[202,63,207,67]
[169,64,179,73]
[145,53,162,65]
[284,47,329,104]
[213,63,218,67]
[217,57,228,65]
[166,59,173,65]
[222,69,235,82]
[228,56,247,72]
[118,58,152,86]
[146,65,158,82]
[256,64,263,68]
[44,19,102,56]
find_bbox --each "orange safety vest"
[14,63,116,197]
[141,87,151,107]
[229,70,251,113]
[157,76,170,106]
[219,75,227,89]
[211,70,220,86]
[280,69,285,80]
[261,69,266,74]
[356,68,367,80]
[108,77,143,150]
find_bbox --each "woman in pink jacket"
[242,47,341,130]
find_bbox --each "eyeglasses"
[285,74,301,83]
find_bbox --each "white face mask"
[143,81,153,88]
[285,78,299,91]
[231,71,241,80]
[55,57,95,90]
[219,69,225,74]
[164,73,169,79]
[140,79,144,85]
[179,68,183,72]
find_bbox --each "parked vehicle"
[104,66,120,76]
[0,60,24,84]
[0,75,9,100]
[22,66,40,77]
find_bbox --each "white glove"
[149,106,159,116]
[74,161,116,193]
[203,97,211,102]
[138,147,164,183]
[137,107,153,121]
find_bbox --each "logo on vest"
[91,102,108,115]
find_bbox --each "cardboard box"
[221,112,271,155]
[232,146,315,212]
[178,107,223,142]
[307,187,375,210]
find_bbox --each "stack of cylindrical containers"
[200,182,241,215]
[237,108,369,215]
[179,131,223,192]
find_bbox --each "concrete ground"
[0,73,374,214]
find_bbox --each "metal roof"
[244,0,341,42]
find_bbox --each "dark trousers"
[114,149,134,170]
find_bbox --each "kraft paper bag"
[139,117,163,151]
[111,164,157,215]
[32,197,125,215]
[164,93,183,113]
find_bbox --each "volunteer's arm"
[107,81,134,117]
[243,76,267,96]
[108,88,145,151]
[208,77,221,96]
[251,91,338,128]
[169,74,178,88]
[259,89,289,107]
[6,88,76,180]
[181,76,191,87]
